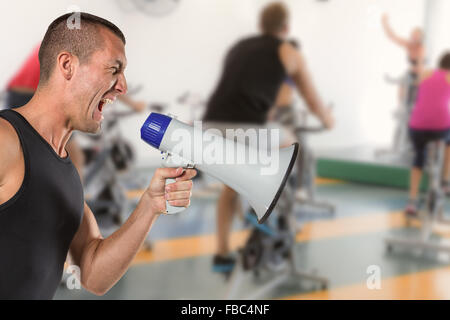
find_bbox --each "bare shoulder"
[279,41,297,55]
[278,41,303,76]
[0,116,20,148]
[0,117,22,181]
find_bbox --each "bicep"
[279,46,322,112]
[279,42,298,76]
[283,49,315,99]
[279,43,312,90]
[68,202,103,266]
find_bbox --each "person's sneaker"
[212,254,235,275]
[404,199,418,218]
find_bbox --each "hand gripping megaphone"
[141,113,298,224]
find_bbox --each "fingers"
[165,178,194,208]
[154,167,184,182]
[167,198,191,207]
[175,169,197,182]
[165,190,192,201]
[155,167,197,182]
[166,180,193,192]
[165,186,192,208]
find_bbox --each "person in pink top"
[405,52,450,216]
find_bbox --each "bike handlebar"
[294,126,325,134]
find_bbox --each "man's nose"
[115,74,128,95]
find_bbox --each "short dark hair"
[260,2,289,35]
[38,12,126,84]
[439,52,450,71]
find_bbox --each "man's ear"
[56,51,77,81]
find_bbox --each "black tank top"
[0,109,84,299]
[203,35,287,124]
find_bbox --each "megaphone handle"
[161,151,194,215]
[165,177,187,214]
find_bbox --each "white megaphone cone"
[141,113,298,224]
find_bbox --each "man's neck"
[15,90,73,158]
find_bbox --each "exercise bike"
[274,104,335,218]
[225,174,328,299]
[225,106,332,299]
[385,139,450,256]
[376,72,417,160]
[81,108,138,226]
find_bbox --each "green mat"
[317,157,428,191]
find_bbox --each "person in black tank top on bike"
[0,13,196,299]
[203,2,334,273]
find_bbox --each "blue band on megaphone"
[141,113,172,148]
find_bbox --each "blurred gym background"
[2,0,450,300]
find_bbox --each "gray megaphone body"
[140,113,298,224]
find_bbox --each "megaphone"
[141,113,298,224]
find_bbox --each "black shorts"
[409,128,450,168]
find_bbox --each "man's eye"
[112,67,119,74]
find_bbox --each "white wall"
[286,0,426,150]
[0,1,123,85]
[425,0,450,68]
[1,0,436,167]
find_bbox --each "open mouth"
[98,98,113,112]
[93,98,114,122]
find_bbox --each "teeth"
[102,98,113,105]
